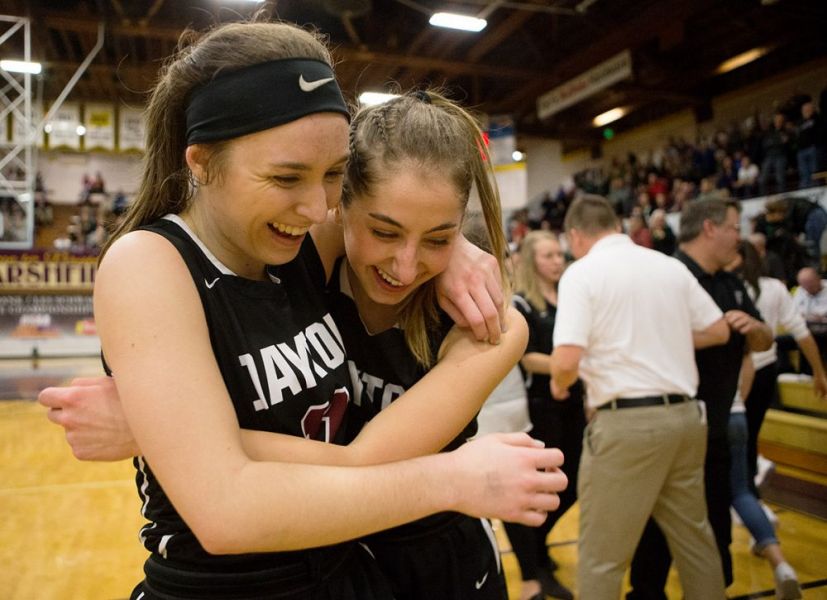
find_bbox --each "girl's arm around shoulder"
[345,306,528,464]
[94,250,561,545]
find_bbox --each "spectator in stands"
[734,154,760,198]
[509,208,530,245]
[717,156,738,194]
[86,223,108,250]
[748,232,788,284]
[90,171,106,194]
[0,200,26,242]
[645,172,666,197]
[797,98,824,188]
[753,202,811,285]
[763,196,827,262]
[628,213,653,249]
[696,176,722,202]
[653,191,670,212]
[112,190,129,215]
[793,267,827,328]
[80,174,92,203]
[78,204,97,240]
[635,190,653,218]
[34,192,53,228]
[760,111,791,196]
[607,176,632,216]
[649,209,676,256]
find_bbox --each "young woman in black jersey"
[39,19,566,600]
[504,231,586,600]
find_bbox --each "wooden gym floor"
[1,357,826,599]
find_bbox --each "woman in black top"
[505,231,586,600]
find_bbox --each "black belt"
[597,394,690,411]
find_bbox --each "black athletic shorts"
[364,513,507,600]
[129,543,394,600]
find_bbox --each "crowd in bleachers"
[576,91,825,213]
[0,168,131,251]
[510,89,827,286]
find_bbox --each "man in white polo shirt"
[550,196,729,599]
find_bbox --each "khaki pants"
[576,400,725,599]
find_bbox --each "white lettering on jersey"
[346,360,407,411]
[381,384,405,410]
[261,344,302,406]
[278,332,323,386]
[240,314,347,411]
[361,372,384,404]
[239,353,269,411]
[348,360,364,406]
[306,322,345,369]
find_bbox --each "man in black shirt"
[628,199,773,599]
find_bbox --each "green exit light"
[603,128,615,140]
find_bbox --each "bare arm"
[549,345,583,400]
[520,352,551,376]
[435,235,505,344]
[693,317,730,349]
[95,232,563,553]
[39,376,138,461]
[242,307,529,465]
[725,310,773,352]
[40,309,529,467]
[795,334,827,399]
[739,354,756,400]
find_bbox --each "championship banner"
[84,103,115,151]
[0,251,98,357]
[11,99,44,147]
[118,106,145,152]
[537,50,633,121]
[0,250,97,292]
[46,102,82,150]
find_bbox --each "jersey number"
[301,387,349,442]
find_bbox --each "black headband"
[185,58,350,145]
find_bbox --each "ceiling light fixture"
[0,59,42,74]
[592,107,628,127]
[715,47,770,75]
[359,91,400,106]
[429,12,487,32]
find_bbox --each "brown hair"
[678,198,738,243]
[344,90,508,366]
[563,195,619,236]
[100,21,333,258]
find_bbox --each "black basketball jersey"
[128,216,354,584]
[326,257,476,447]
[325,257,477,540]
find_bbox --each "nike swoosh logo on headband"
[299,75,334,92]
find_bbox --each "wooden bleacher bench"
[760,376,827,477]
